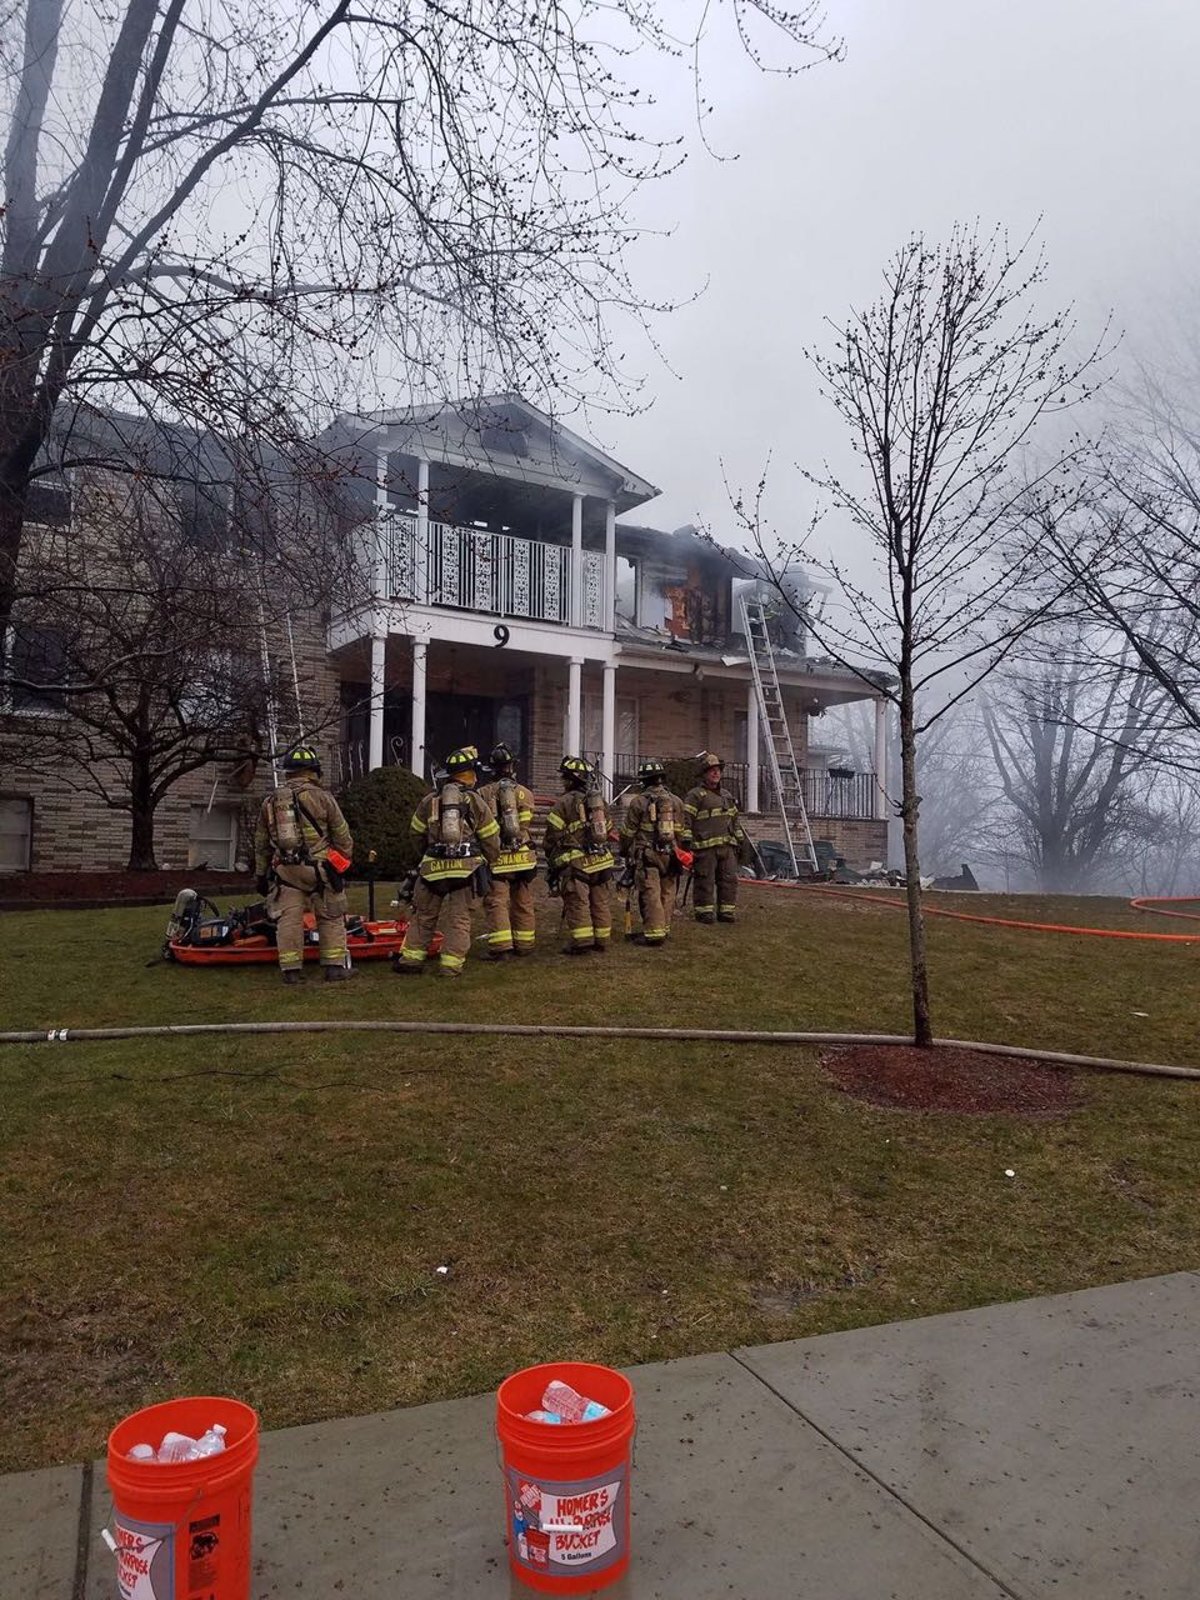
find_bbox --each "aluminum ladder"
[738,594,819,875]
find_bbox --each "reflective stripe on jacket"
[544,788,615,876]
[410,789,501,884]
[682,786,744,851]
[620,787,686,862]
[477,779,538,876]
[254,776,353,877]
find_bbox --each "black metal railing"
[582,753,879,819]
[722,762,879,819]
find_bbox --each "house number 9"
[494,625,510,647]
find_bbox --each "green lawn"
[2,884,1198,1472]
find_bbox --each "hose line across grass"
[2,1020,1197,1082]
[746,881,1200,943]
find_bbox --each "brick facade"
[1,605,341,874]
[2,633,886,870]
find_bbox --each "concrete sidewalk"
[8,1272,1197,1599]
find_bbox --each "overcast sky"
[595,0,1200,547]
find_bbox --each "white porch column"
[873,695,889,821]
[415,457,430,603]
[567,656,583,755]
[411,640,428,780]
[746,678,760,814]
[570,492,584,628]
[601,662,617,795]
[604,498,617,633]
[368,633,386,770]
[373,447,389,596]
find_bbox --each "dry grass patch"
[2,885,1198,1471]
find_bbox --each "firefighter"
[681,751,746,924]
[395,746,501,977]
[253,746,355,984]
[620,758,689,947]
[477,742,538,959]
[543,756,615,954]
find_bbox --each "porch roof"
[329,394,660,515]
[612,626,893,701]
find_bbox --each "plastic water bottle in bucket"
[496,1362,635,1594]
[104,1396,259,1600]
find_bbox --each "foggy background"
[595,0,1200,546]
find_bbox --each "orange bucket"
[106,1396,259,1600]
[496,1362,635,1594]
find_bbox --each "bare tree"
[3,427,345,866]
[1116,766,1200,900]
[980,632,1171,893]
[827,697,997,877]
[1,0,841,655]
[1041,424,1200,749]
[734,226,1101,1043]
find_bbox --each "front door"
[425,694,530,773]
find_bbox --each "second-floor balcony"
[377,513,608,629]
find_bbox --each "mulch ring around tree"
[822,1044,1082,1118]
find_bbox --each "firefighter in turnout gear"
[477,743,537,959]
[543,756,615,954]
[253,746,355,983]
[620,758,689,947]
[682,751,746,924]
[396,747,501,976]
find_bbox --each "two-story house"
[0,396,890,874]
[326,395,891,865]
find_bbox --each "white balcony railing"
[377,514,606,629]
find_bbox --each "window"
[615,557,638,626]
[179,481,230,550]
[582,693,638,762]
[0,797,33,871]
[176,648,248,725]
[232,477,278,550]
[495,700,524,762]
[188,803,239,870]
[5,624,70,712]
[25,473,72,529]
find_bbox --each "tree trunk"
[898,687,933,1047]
[0,471,27,654]
[127,760,159,870]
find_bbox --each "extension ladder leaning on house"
[738,594,819,876]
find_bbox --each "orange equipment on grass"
[161,890,441,965]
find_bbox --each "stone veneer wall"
[1,608,341,873]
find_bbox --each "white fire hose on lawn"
[0,1021,1196,1081]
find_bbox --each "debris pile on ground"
[822,1044,1080,1117]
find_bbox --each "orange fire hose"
[1129,896,1200,924]
[743,881,1200,944]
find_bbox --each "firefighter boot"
[282,969,306,985]
[324,965,357,982]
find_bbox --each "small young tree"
[735,226,1101,1043]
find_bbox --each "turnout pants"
[636,855,677,943]
[561,868,613,950]
[270,863,348,971]
[399,878,475,973]
[484,873,537,954]
[693,845,739,922]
